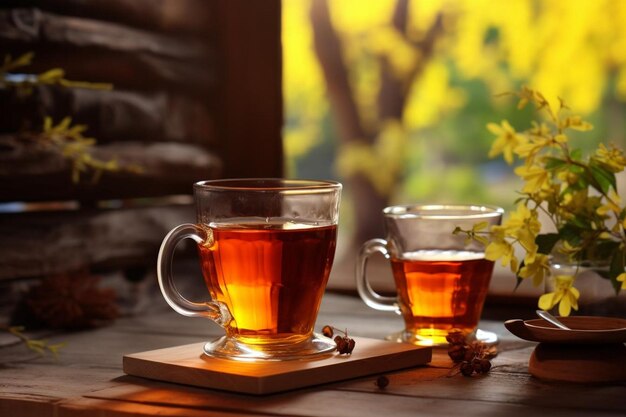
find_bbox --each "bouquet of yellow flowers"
[457,87,626,316]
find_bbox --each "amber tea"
[198,221,337,344]
[391,250,494,344]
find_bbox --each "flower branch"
[460,87,626,315]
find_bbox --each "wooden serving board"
[123,336,431,395]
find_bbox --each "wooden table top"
[1,291,624,417]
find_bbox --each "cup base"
[385,328,499,347]
[202,332,336,361]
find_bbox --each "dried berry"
[321,325,334,338]
[334,335,346,351]
[375,375,389,389]
[448,344,466,362]
[478,358,492,373]
[347,337,356,353]
[445,330,466,345]
[325,326,356,354]
[335,335,355,354]
[463,347,476,362]
[460,361,474,377]
[472,358,483,373]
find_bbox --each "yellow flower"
[559,115,593,132]
[617,273,626,290]
[595,143,626,173]
[538,275,580,317]
[537,183,561,204]
[518,253,550,287]
[487,120,527,165]
[596,189,621,217]
[514,136,550,163]
[485,225,519,272]
[468,221,490,246]
[553,134,568,143]
[528,121,550,137]
[501,204,540,258]
[514,163,551,195]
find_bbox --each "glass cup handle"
[157,224,231,327]
[355,238,399,312]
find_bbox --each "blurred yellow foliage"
[282,0,327,165]
[283,0,626,182]
[336,121,407,194]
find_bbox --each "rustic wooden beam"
[0,86,215,145]
[0,8,214,95]
[0,204,195,280]
[0,8,207,60]
[0,138,222,202]
[1,0,214,35]
[213,0,284,179]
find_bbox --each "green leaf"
[535,233,560,255]
[586,239,620,264]
[544,157,566,170]
[570,215,590,229]
[589,161,616,194]
[567,164,585,174]
[559,224,582,246]
[570,148,583,161]
[609,250,625,294]
[513,196,526,205]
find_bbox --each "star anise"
[11,269,119,330]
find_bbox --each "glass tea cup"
[157,179,342,360]
[356,204,503,346]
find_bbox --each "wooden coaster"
[123,336,431,395]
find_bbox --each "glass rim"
[383,204,504,219]
[194,178,342,193]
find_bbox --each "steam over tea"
[391,250,494,344]
[198,220,337,345]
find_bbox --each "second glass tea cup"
[356,204,503,346]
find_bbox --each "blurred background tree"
[282,0,626,254]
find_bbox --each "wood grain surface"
[1,293,625,417]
